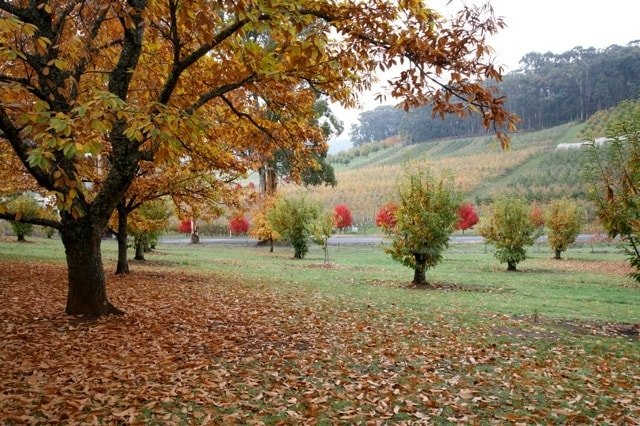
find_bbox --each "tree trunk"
[507,261,517,271]
[258,163,278,196]
[412,253,428,285]
[16,232,25,242]
[134,238,145,260]
[190,220,200,244]
[323,237,329,264]
[554,249,562,260]
[269,237,274,253]
[115,203,129,274]
[60,222,122,316]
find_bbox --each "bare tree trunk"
[61,221,122,316]
[554,249,562,260]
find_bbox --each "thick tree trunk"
[16,232,26,242]
[412,253,428,285]
[115,203,129,274]
[507,261,517,271]
[554,249,562,260]
[60,223,122,316]
[134,238,145,260]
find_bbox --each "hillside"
[283,123,590,228]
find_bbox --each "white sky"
[329,0,640,152]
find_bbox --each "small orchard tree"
[386,171,460,285]
[178,220,192,235]
[314,211,334,264]
[456,202,479,233]
[250,195,281,252]
[333,204,353,232]
[375,202,398,235]
[480,196,538,271]
[529,202,546,229]
[129,200,171,261]
[229,215,250,235]
[268,197,319,259]
[583,100,640,280]
[546,198,582,259]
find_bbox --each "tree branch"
[157,16,251,104]
[0,212,61,229]
[185,74,256,114]
[0,106,55,191]
[0,75,49,102]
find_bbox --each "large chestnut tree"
[0,0,516,315]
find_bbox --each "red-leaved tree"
[375,202,398,234]
[229,216,250,235]
[456,202,479,233]
[333,204,353,231]
[178,220,192,235]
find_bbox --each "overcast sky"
[329,0,640,152]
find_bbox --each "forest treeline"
[349,42,640,146]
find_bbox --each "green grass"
[2,236,637,324]
[1,236,638,423]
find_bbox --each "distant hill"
[348,43,640,147]
[283,123,591,228]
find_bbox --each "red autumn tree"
[229,216,250,235]
[375,202,399,234]
[456,202,479,233]
[178,220,192,235]
[333,204,353,231]
[530,203,546,228]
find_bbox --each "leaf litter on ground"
[0,259,638,424]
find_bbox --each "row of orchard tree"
[259,99,640,284]
[257,171,581,285]
[376,99,640,283]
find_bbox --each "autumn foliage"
[480,197,539,271]
[386,172,459,284]
[375,202,398,234]
[455,202,479,232]
[229,215,250,235]
[333,204,353,231]
[546,198,582,259]
[529,203,546,229]
[178,220,192,235]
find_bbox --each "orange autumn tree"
[109,160,238,274]
[0,1,517,316]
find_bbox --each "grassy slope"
[289,123,588,227]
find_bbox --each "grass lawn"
[0,236,638,424]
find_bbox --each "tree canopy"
[0,0,515,316]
